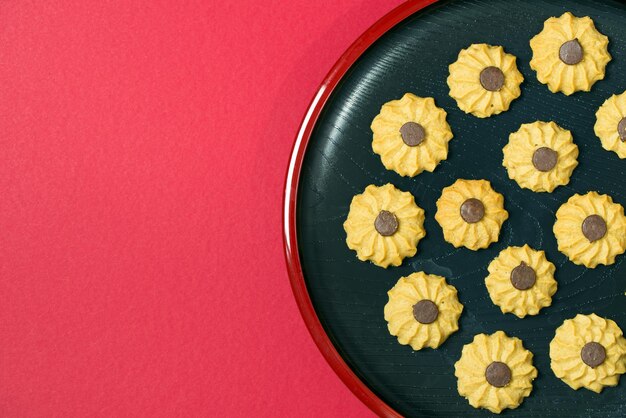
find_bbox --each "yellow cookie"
[343,184,425,268]
[435,179,508,250]
[371,93,453,177]
[550,314,626,393]
[447,43,524,118]
[485,245,557,318]
[530,12,610,95]
[455,331,537,414]
[594,91,626,159]
[553,192,626,268]
[503,121,578,192]
[384,272,463,350]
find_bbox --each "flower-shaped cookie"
[503,121,578,192]
[530,12,611,95]
[485,245,557,318]
[553,192,626,268]
[384,272,463,350]
[595,91,626,159]
[435,179,508,250]
[550,314,626,393]
[447,43,524,118]
[343,184,426,268]
[371,93,453,177]
[455,331,537,414]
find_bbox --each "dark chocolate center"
[485,361,512,388]
[617,117,626,142]
[532,147,558,172]
[559,39,583,65]
[400,122,426,147]
[479,66,505,91]
[412,299,439,324]
[581,214,607,242]
[374,210,398,236]
[581,342,606,368]
[460,198,485,223]
[510,262,537,290]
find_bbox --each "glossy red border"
[283,1,438,416]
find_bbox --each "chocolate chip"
[400,122,426,146]
[510,262,537,290]
[582,214,607,242]
[581,342,606,368]
[532,147,558,172]
[485,362,512,388]
[479,66,505,92]
[559,39,583,65]
[374,210,398,236]
[617,117,626,142]
[460,198,485,223]
[412,299,439,324]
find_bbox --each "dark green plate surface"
[295,0,626,416]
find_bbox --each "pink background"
[0,0,405,416]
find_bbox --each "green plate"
[288,0,626,416]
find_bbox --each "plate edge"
[282,1,439,417]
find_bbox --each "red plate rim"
[283,1,438,416]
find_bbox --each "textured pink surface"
[0,0,404,416]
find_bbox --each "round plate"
[284,0,626,416]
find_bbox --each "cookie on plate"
[384,272,463,350]
[455,331,537,414]
[530,12,610,95]
[550,314,626,393]
[343,184,426,268]
[447,43,524,118]
[435,179,508,250]
[503,121,578,192]
[485,245,557,318]
[594,90,626,159]
[553,192,626,268]
[371,93,453,176]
